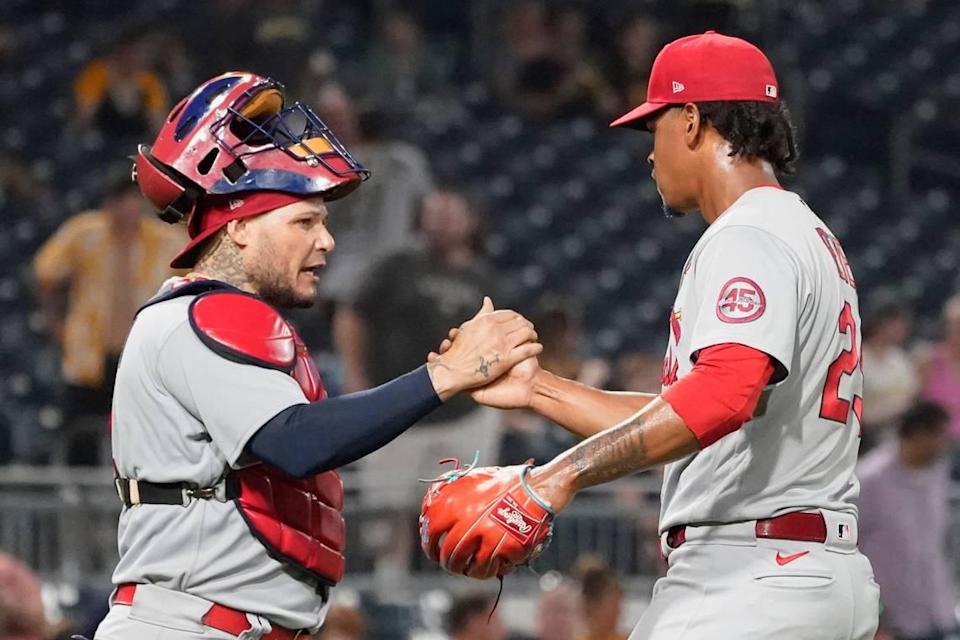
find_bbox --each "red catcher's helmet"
[133,71,369,224]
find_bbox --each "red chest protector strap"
[188,290,344,586]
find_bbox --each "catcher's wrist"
[426,358,461,401]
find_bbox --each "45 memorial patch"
[716,277,766,323]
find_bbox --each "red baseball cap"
[170,191,303,268]
[610,31,779,129]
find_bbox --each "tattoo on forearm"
[566,414,649,489]
[475,353,500,378]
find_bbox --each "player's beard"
[662,202,684,218]
[660,193,685,218]
[655,180,685,218]
[658,191,694,219]
[248,244,316,309]
[257,274,314,309]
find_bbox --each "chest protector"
[147,279,346,586]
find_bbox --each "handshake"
[419,297,555,580]
[423,296,543,409]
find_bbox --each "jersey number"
[819,302,863,426]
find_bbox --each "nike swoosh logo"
[775,550,810,566]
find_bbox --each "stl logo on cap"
[716,277,766,323]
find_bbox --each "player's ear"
[682,103,704,149]
[225,218,253,248]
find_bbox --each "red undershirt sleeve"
[661,343,776,447]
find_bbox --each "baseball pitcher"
[421,32,879,640]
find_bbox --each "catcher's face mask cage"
[204,83,370,194]
[134,72,369,224]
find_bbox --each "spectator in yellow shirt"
[33,171,183,464]
[74,35,168,138]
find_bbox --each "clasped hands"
[419,298,580,582]
[424,296,542,408]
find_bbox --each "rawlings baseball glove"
[419,457,554,580]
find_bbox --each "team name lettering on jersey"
[662,351,679,387]
[662,308,681,387]
[816,228,855,286]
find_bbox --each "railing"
[1,464,959,592]
[0,465,664,586]
[0,465,120,585]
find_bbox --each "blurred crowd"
[1,1,959,640]
[1,0,685,468]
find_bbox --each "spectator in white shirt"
[862,297,918,446]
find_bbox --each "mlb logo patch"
[765,84,778,98]
[838,523,851,539]
[490,494,538,543]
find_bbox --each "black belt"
[115,476,239,507]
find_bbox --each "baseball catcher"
[93,71,541,640]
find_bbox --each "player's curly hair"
[695,100,799,175]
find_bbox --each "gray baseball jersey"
[109,279,329,630]
[659,186,863,531]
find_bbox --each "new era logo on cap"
[672,81,685,94]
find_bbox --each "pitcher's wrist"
[527,462,577,513]
[529,368,560,413]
